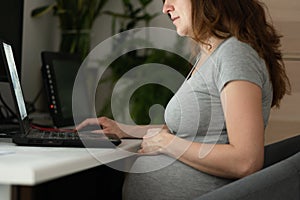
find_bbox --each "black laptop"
[0,40,121,148]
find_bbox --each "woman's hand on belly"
[138,128,174,155]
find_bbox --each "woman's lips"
[172,16,179,23]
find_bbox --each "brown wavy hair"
[191,0,291,108]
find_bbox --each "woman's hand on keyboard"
[76,117,129,139]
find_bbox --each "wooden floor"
[265,120,300,145]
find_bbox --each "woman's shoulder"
[217,37,259,59]
[213,37,268,91]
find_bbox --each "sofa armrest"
[195,152,300,200]
[263,134,300,168]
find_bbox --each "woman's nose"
[162,0,174,14]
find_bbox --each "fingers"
[77,117,127,139]
[98,117,121,135]
[138,138,162,155]
[91,130,104,134]
[138,144,161,155]
[98,117,114,128]
[75,119,92,130]
[138,129,172,155]
[76,117,104,130]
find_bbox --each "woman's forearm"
[162,135,264,179]
[122,124,168,138]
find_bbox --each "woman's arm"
[139,80,265,179]
[76,116,168,139]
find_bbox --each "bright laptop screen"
[3,42,27,120]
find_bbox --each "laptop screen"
[2,42,27,120]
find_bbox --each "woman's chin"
[175,28,189,37]
[176,31,186,37]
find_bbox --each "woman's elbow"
[235,158,264,178]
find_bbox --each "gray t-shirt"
[164,37,273,144]
[123,37,273,200]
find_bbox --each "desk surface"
[0,138,141,186]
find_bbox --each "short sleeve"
[215,41,266,92]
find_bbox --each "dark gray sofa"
[195,134,300,200]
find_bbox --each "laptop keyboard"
[28,129,80,140]
[13,127,121,147]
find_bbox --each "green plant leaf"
[31,4,56,17]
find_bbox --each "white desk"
[0,138,141,200]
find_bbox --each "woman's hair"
[191,0,291,108]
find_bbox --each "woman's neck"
[200,37,224,55]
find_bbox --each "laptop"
[0,40,121,148]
